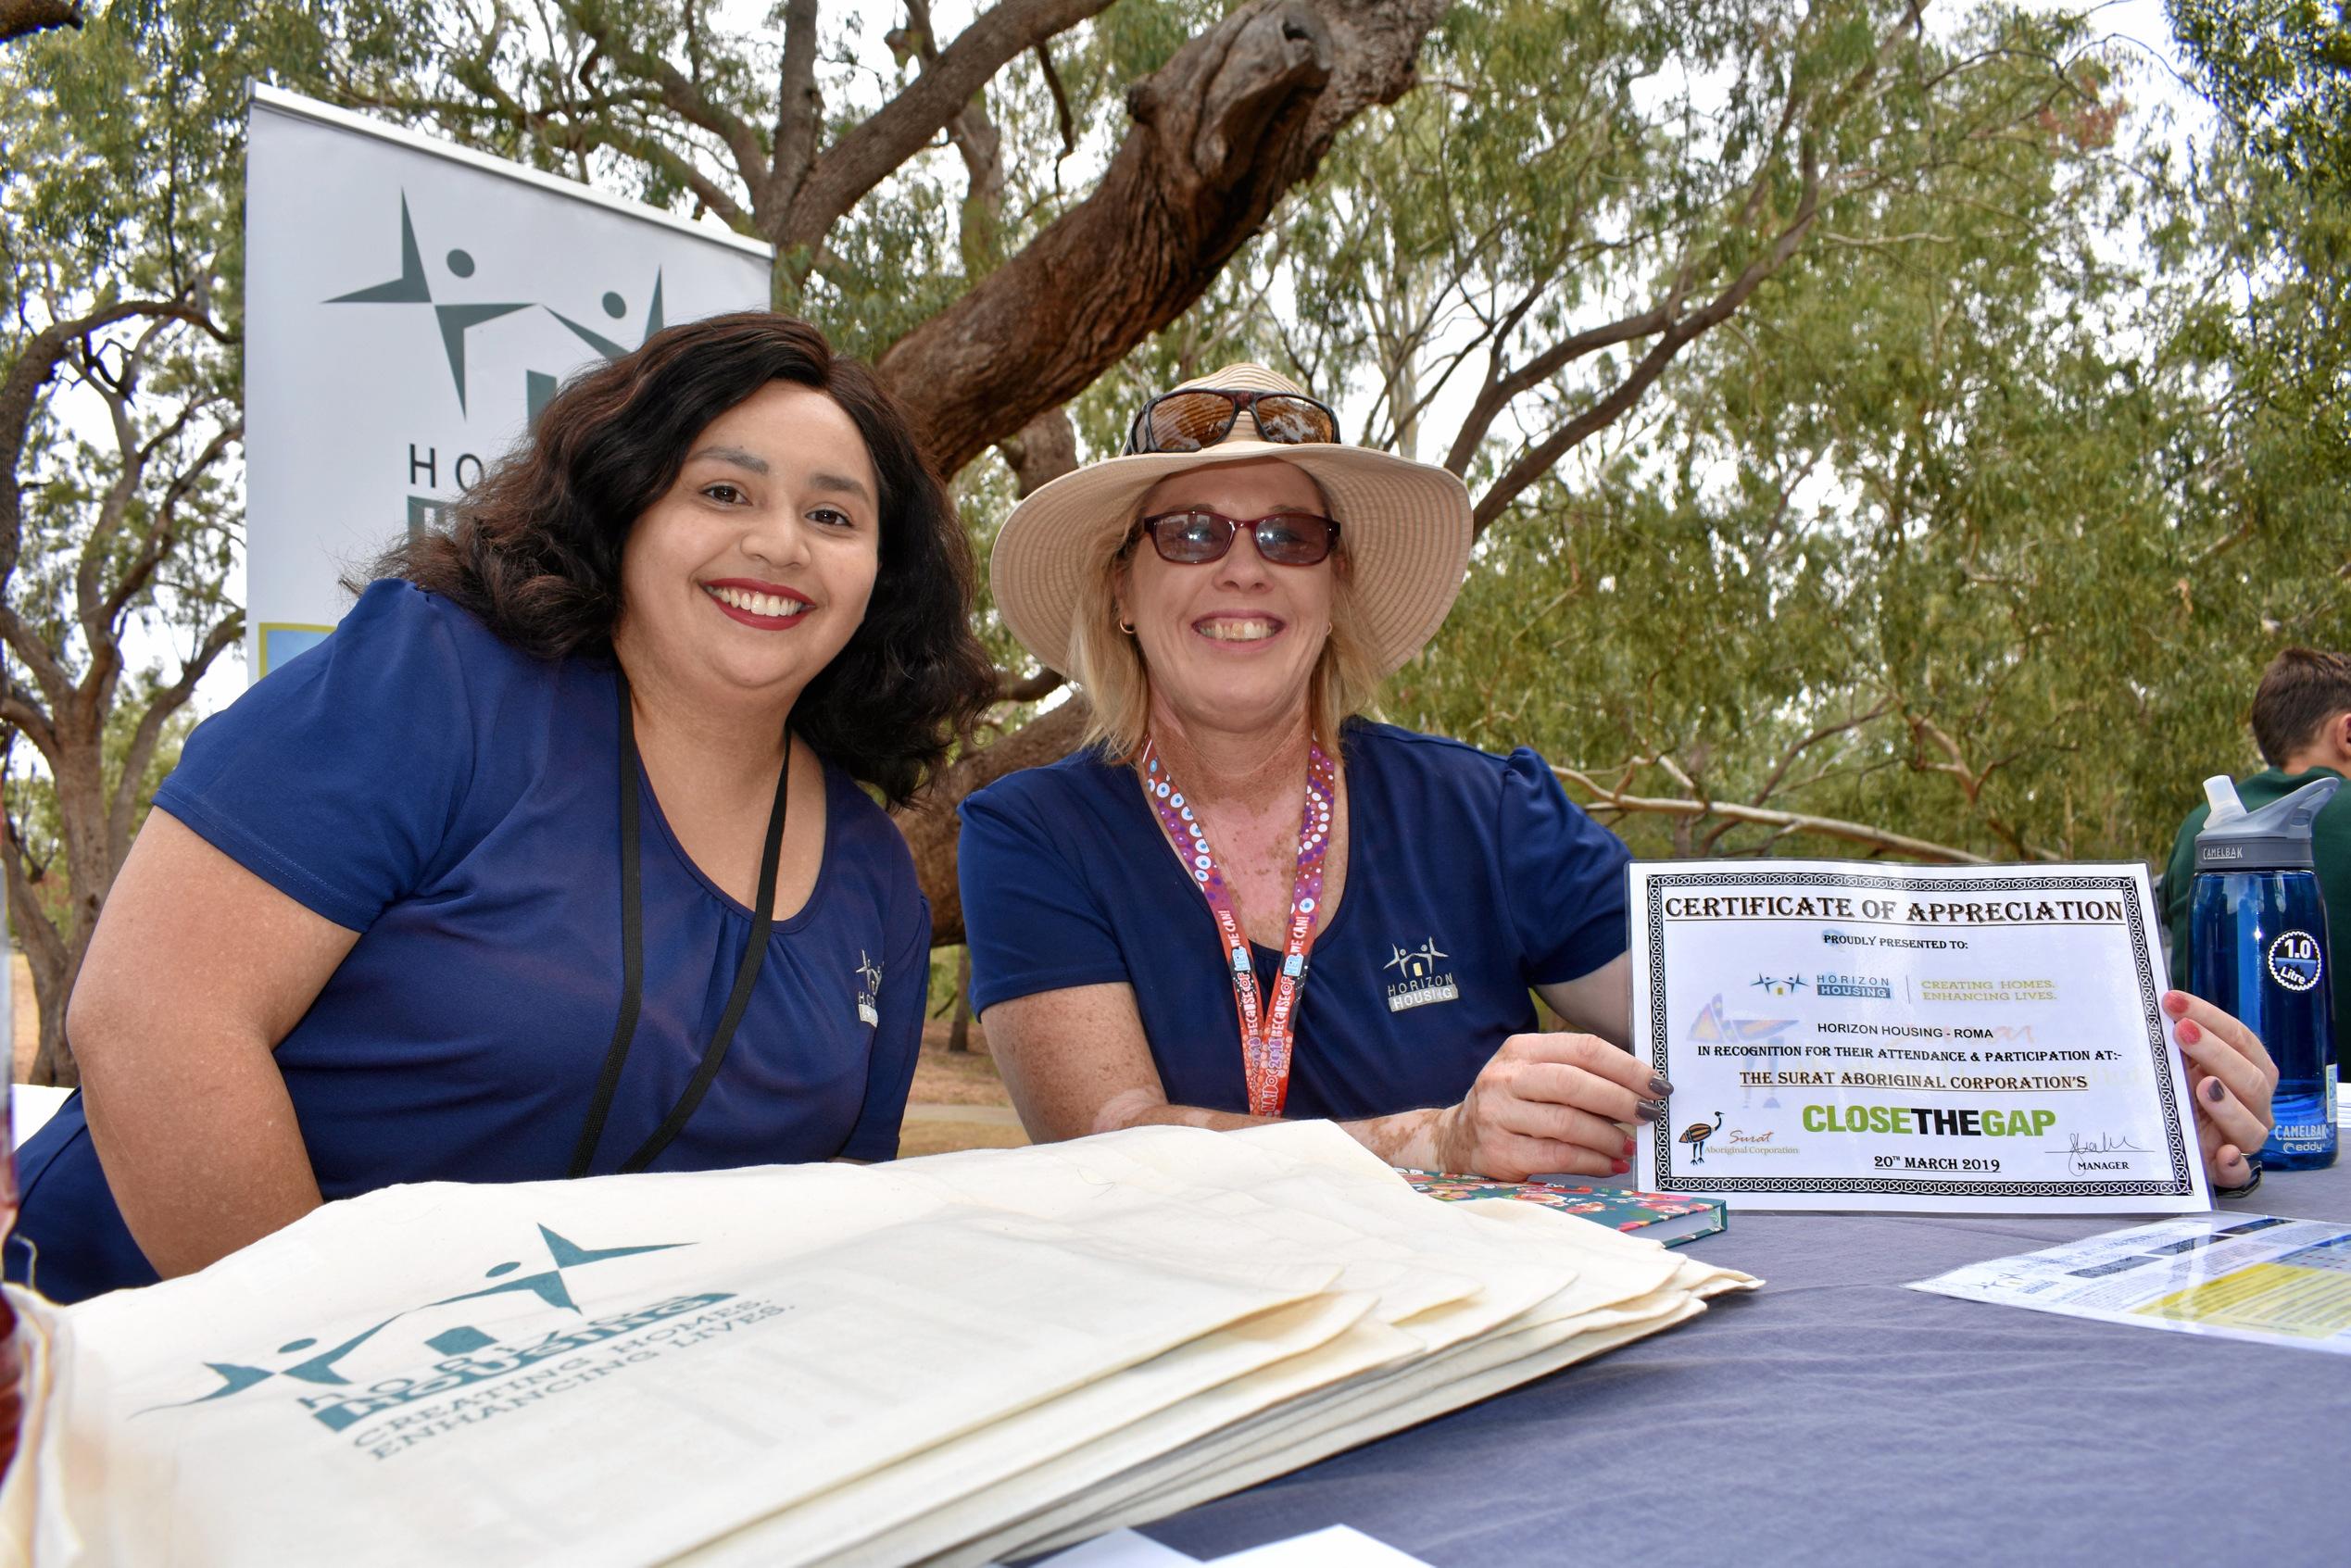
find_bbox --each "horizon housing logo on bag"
[150,1222,793,1461]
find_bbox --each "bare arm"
[983,982,1449,1157]
[70,810,360,1278]
[982,959,1663,1180]
[1534,952,1633,1047]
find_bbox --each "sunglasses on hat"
[1124,387,1341,456]
[1134,509,1341,567]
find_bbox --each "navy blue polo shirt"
[11,580,928,1302]
[958,721,1630,1119]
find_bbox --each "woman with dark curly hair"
[8,313,995,1303]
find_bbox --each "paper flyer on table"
[1908,1214,2351,1354]
[1630,860,2208,1213]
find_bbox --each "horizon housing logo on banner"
[244,85,773,678]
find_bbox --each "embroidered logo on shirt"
[854,951,884,1026]
[1383,938,1460,1012]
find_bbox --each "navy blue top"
[958,721,1630,1120]
[11,581,929,1303]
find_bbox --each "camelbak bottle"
[2188,774,2339,1171]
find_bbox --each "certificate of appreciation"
[1629,861,2209,1213]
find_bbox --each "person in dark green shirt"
[2164,647,2351,1064]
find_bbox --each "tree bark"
[0,0,80,47]
[893,696,1092,947]
[878,0,1446,475]
[948,947,973,1053]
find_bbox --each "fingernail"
[2177,1019,2201,1045]
[1649,1075,1674,1098]
[2205,1078,2226,1104]
[1611,1158,1631,1175]
[1622,1135,1638,1158]
[1635,1098,1666,1120]
[2164,991,2189,1015]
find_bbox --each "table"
[1139,1165,2351,1567]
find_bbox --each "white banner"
[243,85,773,678]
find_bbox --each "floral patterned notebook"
[1401,1172,1728,1247]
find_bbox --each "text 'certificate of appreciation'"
[1630,861,2209,1213]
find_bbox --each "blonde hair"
[1068,526,1382,760]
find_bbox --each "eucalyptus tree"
[1,0,2149,1082]
[1399,6,2346,866]
[2,3,297,1082]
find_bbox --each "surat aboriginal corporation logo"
[147,1223,789,1459]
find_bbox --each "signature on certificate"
[2046,1130,2150,1176]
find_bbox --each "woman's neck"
[615,639,795,796]
[1145,695,1315,811]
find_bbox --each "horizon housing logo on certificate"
[1630,861,2210,1213]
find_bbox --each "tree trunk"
[877,0,1445,474]
[948,946,973,1054]
[0,0,82,47]
[25,944,70,1087]
[12,714,129,1088]
[894,696,1093,947]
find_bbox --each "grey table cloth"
[1143,1162,2351,1567]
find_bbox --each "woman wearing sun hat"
[956,363,1659,1180]
[957,362,2280,1185]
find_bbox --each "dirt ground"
[902,1020,1026,1158]
[8,958,1023,1155]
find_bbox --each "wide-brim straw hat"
[989,362,1474,681]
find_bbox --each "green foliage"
[11,0,2346,915]
[1369,4,2350,864]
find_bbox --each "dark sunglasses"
[1124,387,1341,455]
[1135,509,1341,567]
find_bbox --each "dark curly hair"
[375,311,994,805]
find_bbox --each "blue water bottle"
[2188,774,2338,1170]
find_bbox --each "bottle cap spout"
[2203,775,2246,824]
[2194,775,2341,872]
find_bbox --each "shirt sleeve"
[841,888,930,1162]
[959,780,1137,1015]
[1498,746,1632,985]
[151,581,480,933]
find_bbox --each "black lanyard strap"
[568,671,793,1178]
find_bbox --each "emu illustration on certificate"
[1629,861,2210,1214]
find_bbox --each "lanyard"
[1139,737,1337,1117]
[568,671,791,1178]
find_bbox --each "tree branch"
[1468,154,1829,533]
[107,611,242,865]
[1452,0,1927,531]
[1,297,220,596]
[0,0,81,46]
[101,417,242,625]
[894,696,1094,946]
[1554,765,1990,864]
[1440,301,1671,477]
[995,404,1078,495]
[0,676,58,764]
[556,0,769,198]
[768,0,822,212]
[880,0,1449,475]
[994,667,1065,704]
[786,0,1115,256]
